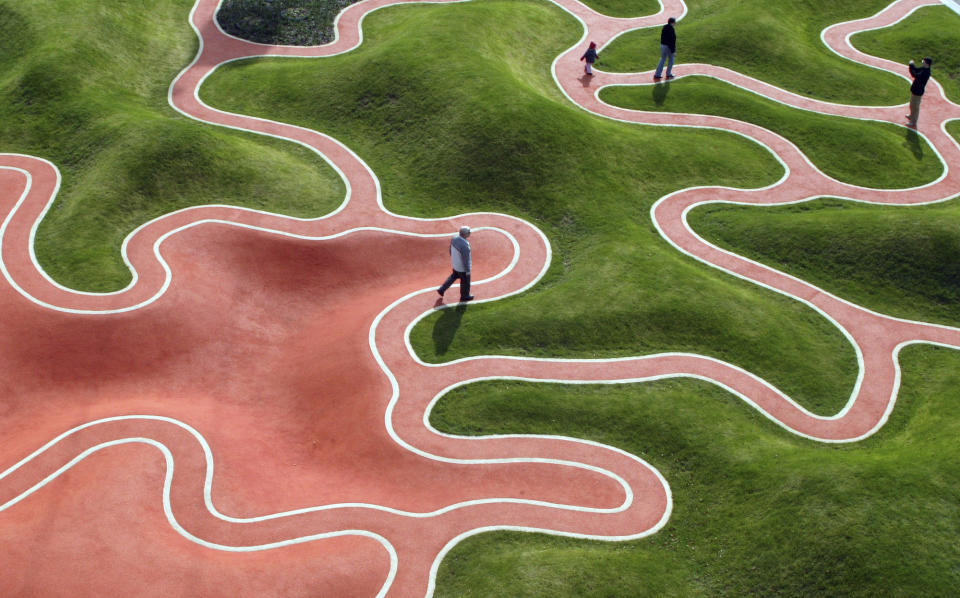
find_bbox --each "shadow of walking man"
[432,304,468,356]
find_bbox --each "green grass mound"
[0,0,344,291]
[578,0,659,19]
[431,346,960,596]
[599,77,941,189]
[851,5,960,104]
[203,0,858,415]
[3,0,957,596]
[688,197,960,327]
[216,0,360,46]
[950,120,960,146]
[599,0,906,105]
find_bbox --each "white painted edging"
[3,0,960,596]
[0,414,399,598]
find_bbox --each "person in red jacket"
[906,57,933,128]
[580,41,598,76]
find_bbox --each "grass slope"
[851,5,960,104]
[431,344,960,596]
[599,0,907,105]
[578,0,659,19]
[682,12,960,328]
[202,0,858,415]
[600,76,941,189]
[688,197,960,327]
[0,0,344,291]
[8,0,958,596]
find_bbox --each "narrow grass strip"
[577,0,660,18]
[431,346,960,597]
[949,120,960,145]
[203,0,859,414]
[599,77,941,189]
[599,0,906,105]
[850,5,960,104]
[0,0,344,292]
[687,196,960,327]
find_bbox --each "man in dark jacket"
[906,57,933,128]
[654,17,677,80]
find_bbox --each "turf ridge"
[599,75,942,189]
[850,4,960,104]
[0,0,956,593]
[0,0,345,292]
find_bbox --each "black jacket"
[660,24,676,53]
[909,63,931,96]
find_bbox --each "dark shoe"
[460,295,475,302]
[906,122,917,128]
[437,288,444,297]
[666,74,675,79]
[653,75,662,80]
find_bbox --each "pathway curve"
[0,0,957,596]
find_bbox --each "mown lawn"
[200,1,960,595]
[0,0,345,292]
[600,76,941,189]
[851,4,960,104]
[598,0,907,105]
[203,0,859,418]
[430,344,960,597]
[688,197,960,328]
[682,5,960,328]
[4,0,959,595]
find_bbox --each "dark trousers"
[439,269,470,299]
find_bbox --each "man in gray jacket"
[437,226,475,303]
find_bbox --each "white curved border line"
[4,0,486,311]
[0,428,398,598]
[0,1,670,594]
[594,77,951,192]
[940,0,960,15]
[3,0,960,596]
[0,414,635,523]
[540,0,960,426]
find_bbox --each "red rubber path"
[1,0,959,595]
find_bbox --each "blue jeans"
[655,44,675,78]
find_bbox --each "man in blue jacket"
[654,17,677,80]
[906,57,933,128]
[437,226,474,303]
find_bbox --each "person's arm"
[908,60,917,78]
[662,26,676,53]
[452,237,471,274]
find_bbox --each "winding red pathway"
[1,0,958,595]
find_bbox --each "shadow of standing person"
[652,81,670,106]
[903,128,923,160]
